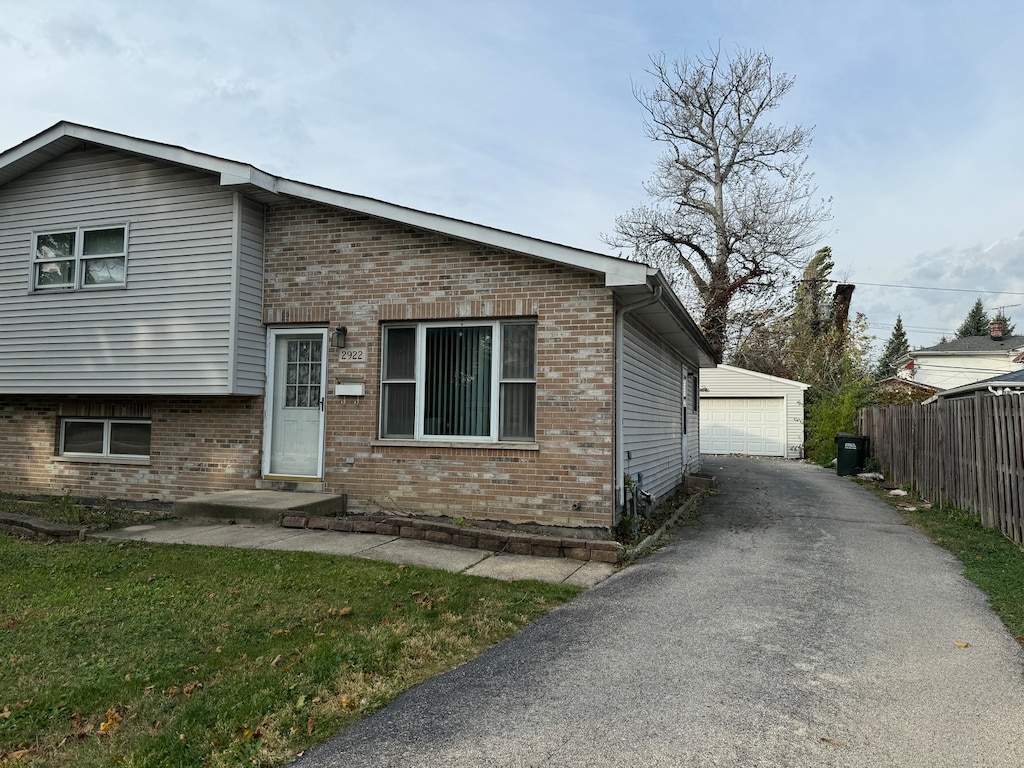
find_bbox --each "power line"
[853,282,1024,296]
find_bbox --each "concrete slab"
[158,523,310,549]
[259,530,398,556]
[466,553,587,583]
[89,520,616,587]
[174,489,346,523]
[366,538,492,572]
[563,561,618,588]
[95,521,227,544]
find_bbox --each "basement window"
[60,418,151,459]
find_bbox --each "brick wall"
[0,396,262,503]
[264,202,617,529]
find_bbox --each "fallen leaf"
[183,682,202,696]
[0,706,10,719]
[270,655,282,667]
[954,642,971,649]
[306,716,315,734]
[165,685,180,695]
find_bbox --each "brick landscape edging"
[0,512,86,543]
[281,514,625,563]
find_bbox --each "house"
[698,365,808,459]
[923,368,1024,403]
[0,122,717,532]
[870,376,938,406]
[895,321,1024,391]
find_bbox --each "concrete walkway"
[293,456,1024,767]
[94,520,616,588]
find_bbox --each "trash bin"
[835,433,869,476]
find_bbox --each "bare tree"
[608,48,831,359]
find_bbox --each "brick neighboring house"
[0,122,717,532]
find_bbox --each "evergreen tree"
[874,316,910,379]
[955,298,990,338]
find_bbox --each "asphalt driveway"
[293,457,1024,767]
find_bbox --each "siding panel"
[622,313,696,501]
[0,146,256,395]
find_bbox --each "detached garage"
[699,365,809,459]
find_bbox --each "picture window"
[381,320,537,442]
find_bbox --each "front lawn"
[0,537,579,766]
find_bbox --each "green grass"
[855,479,1024,644]
[899,504,1024,643]
[0,537,580,766]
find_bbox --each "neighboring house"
[895,322,1024,391]
[698,365,808,459]
[924,368,1024,403]
[871,376,938,405]
[0,121,717,532]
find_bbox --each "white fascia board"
[0,124,65,168]
[59,123,278,193]
[276,179,650,287]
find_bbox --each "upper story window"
[381,320,537,442]
[33,224,128,290]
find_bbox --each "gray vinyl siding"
[698,365,807,458]
[0,146,265,395]
[622,314,694,501]
[232,196,266,393]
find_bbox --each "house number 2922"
[338,348,366,361]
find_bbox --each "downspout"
[614,284,663,521]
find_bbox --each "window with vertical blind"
[381,320,537,441]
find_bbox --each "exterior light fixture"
[332,326,348,349]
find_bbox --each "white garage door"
[700,398,786,456]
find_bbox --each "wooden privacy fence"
[857,394,1024,545]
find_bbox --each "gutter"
[614,284,663,520]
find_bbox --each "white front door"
[265,330,327,478]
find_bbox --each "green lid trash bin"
[836,433,868,476]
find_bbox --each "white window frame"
[31,223,129,291]
[59,418,151,459]
[380,319,537,443]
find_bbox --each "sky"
[2,0,1023,353]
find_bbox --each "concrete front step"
[174,489,347,524]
